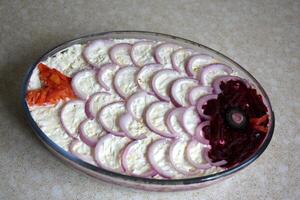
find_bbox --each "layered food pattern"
[26,38,269,179]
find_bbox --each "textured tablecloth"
[0,0,299,199]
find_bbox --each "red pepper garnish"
[26,63,76,106]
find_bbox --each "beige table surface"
[0,0,299,199]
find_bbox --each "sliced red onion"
[82,39,114,68]
[113,66,139,99]
[96,63,120,91]
[194,121,210,145]
[154,43,180,68]
[145,101,175,138]
[198,63,233,86]
[196,94,218,120]
[69,139,97,166]
[166,107,190,139]
[85,92,120,119]
[169,139,200,175]
[109,43,133,66]
[186,140,211,169]
[121,139,156,177]
[97,101,126,136]
[147,139,183,179]
[151,69,181,101]
[131,41,156,67]
[171,48,194,73]
[170,78,199,107]
[186,54,217,78]
[79,119,106,147]
[126,91,157,120]
[188,86,213,105]
[60,100,87,138]
[119,113,147,140]
[212,75,250,94]
[181,106,201,136]
[94,134,131,173]
[136,63,162,94]
[71,69,102,100]
[203,147,227,167]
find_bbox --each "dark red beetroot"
[202,80,269,168]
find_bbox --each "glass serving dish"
[21,31,275,191]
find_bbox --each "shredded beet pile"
[203,80,269,168]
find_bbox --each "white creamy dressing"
[30,101,72,150]
[27,38,227,178]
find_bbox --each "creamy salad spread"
[26,38,269,179]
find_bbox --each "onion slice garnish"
[196,94,218,120]
[197,63,233,86]
[131,41,157,67]
[119,112,148,140]
[126,91,157,120]
[98,101,126,136]
[155,43,180,68]
[212,75,249,94]
[181,106,201,136]
[166,107,190,139]
[82,39,114,68]
[186,140,211,169]
[169,139,200,175]
[85,92,120,119]
[79,119,106,147]
[96,63,120,92]
[113,66,139,99]
[194,121,210,145]
[171,48,194,73]
[170,77,199,107]
[203,147,227,167]
[151,69,181,101]
[94,134,131,173]
[71,69,102,100]
[60,100,86,138]
[186,54,217,78]
[145,101,175,138]
[188,86,213,105]
[147,139,183,179]
[136,63,162,94]
[121,139,156,177]
[109,43,133,66]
